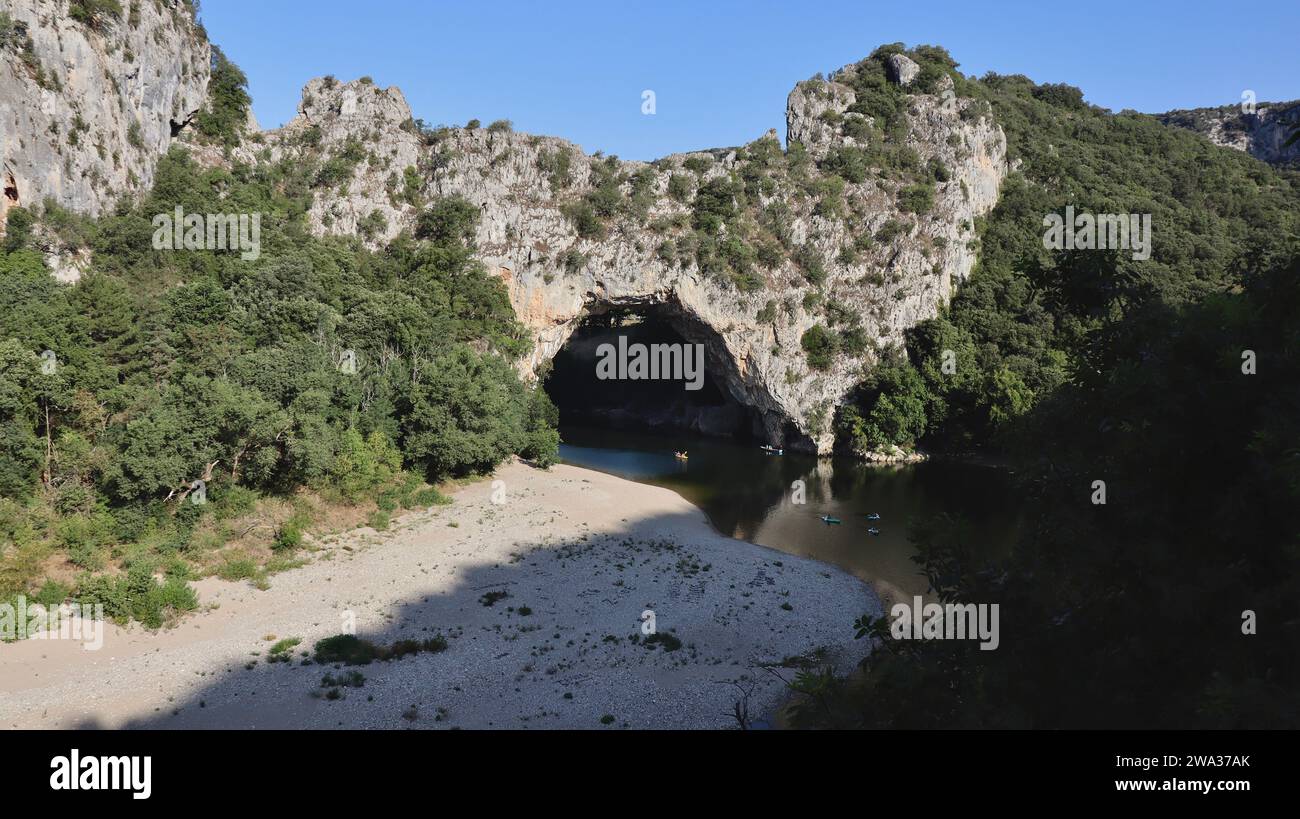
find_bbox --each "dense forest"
[800,46,1300,728]
[0,142,557,624]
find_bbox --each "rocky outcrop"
[4,25,1007,455]
[885,53,920,87]
[1159,101,1300,166]
[0,0,210,229]
[260,59,1007,453]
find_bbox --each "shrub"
[68,0,122,30]
[666,174,693,202]
[217,557,258,581]
[313,633,448,665]
[562,200,602,239]
[321,670,366,688]
[329,428,402,499]
[536,147,573,189]
[273,510,310,551]
[897,183,935,214]
[643,632,682,651]
[823,146,870,184]
[267,637,300,662]
[692,177,737,233]
[314,634,379,665]
[682,156,712,174]
[875,218,905,243]
[412,486,452,507]
[366,509,390,531]
[795,244,827,286]
[193,47,251,147]
[74,564,197,628]
[801,324,840,370]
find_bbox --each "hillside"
[1160,99,1300,166]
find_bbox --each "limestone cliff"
[1159,100,1300,166]
[261,60,1007,452]
[0,0,210,231]
[2,21,1008,454]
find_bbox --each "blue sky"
[200,0,1300,161]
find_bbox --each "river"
[558,424,1022,605]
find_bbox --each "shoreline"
[0,460,879,730]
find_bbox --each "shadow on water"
[558,425,1023,603]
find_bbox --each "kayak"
[760,444,784,455]
[865,513,881,520]
[820,515,842,525]
[867,527,881,536]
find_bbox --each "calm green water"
[558,425,1022,601]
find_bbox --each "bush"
[666,174,693,203]
[217,557,258,581]
[193,47,251,147]
[562,200,602,239]
[68,0,122,30]
[897,183,935,214]
[329,428,402,500]
[692,177,737,233]
[536,147,573,189]
[794,244,827,287]
[366,509,390,531]
[313,633,448,665]
[33,578,70,606]
[412,486,452,507]
[822,146,870,184]
[415,196,478,246]
[314,634,379,665]
[267,637,300,662]
[213,484,258,520]
[58,512,116,570]
[3,207,34,252]
[74,564,197,628]
[875,218,905,243]
[801,324,840,370]
[682,156,712,174]
[273,511,310,551]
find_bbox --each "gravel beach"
[0,461,880,730]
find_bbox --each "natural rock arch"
[260,67,1007,452]
[539,289,811,448]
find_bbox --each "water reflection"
[558,425,1021,603]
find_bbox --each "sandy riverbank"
[0,460,879,729]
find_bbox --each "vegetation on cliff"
[838,47,1300,454]
[808,46,1300,728]
[0,143,557,624]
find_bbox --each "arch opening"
[543,302,764,442]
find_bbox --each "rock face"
[0,0,209,228]
[885,53,920,87]
[262,63,1007,453]
[4,22,1007,454]
[1160,101,1300,166]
